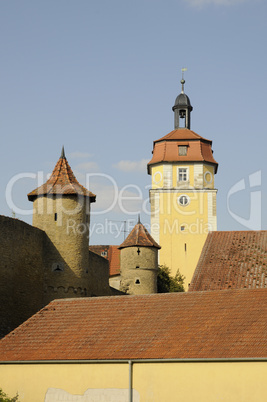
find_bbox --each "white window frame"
[178,167,189,183]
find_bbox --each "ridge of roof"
[28,152,96,201]
[155,128,211,143]
[1,288,266,361]
[118,222,161,249]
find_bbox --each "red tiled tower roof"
[0,288,267,361]
[28,147,96,202]
[118,221,161,250]
[189,230,267,292]
[147,128,218,174]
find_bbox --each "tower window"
[178,195,190,206]
[135,279,140,284]
[178,146,188,156]
[178,168,188,182]
[54,213,57,221]
[52,262,64,272]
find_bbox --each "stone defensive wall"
[0,215,45,337]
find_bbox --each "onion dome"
[28,147,96,202]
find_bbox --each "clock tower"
[147,78,218,288]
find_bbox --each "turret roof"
[28,148,96,202]
[118,221,161,250]
[147,128,218,173]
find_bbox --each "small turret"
[118,218,160,295]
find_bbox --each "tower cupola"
[172,78,193,129]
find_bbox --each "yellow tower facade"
[148,79,218,287]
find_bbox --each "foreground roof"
[0,288,267,361]
[190,230,267,292]
[147,128,218,173]
[28,148,96,201]
[118,221,161,250]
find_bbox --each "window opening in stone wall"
[136,266,140,269]
[135,279,140,284]
[185,243,187,252]
[101,251,108,257]
[137,248,140,255]
[54,213,57,221]
[52,262,64,272]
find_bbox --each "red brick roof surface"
[28,151,96,201]
[118,222,161,249]
[147,128,218,173]
[189,231,267,292]
[0,289,267,361]
[89,245,121,276]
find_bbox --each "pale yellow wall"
[150,163,217,288]
[0,361,266,402]
[150,189,214,287]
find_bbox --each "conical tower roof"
[28,147,96,202]
[118,220,161,250]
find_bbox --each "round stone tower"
[28,147,96,302]
[118,218,160,295]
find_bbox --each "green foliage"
[157,265,185,293]
[0,389,19,402]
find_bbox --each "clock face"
[178,195,190,206]
[153,171,162,185]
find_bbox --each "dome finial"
[181,67,187,94]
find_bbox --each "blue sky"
[0,0,266,244]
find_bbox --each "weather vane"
[181,67,187,79]
[181,67,187,93]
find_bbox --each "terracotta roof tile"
[118,222,161,249]
[0,289,266,361]
[189,231,267,292]
[28,151,96,202]
[147,128,218,173]
[89,246,121,276]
